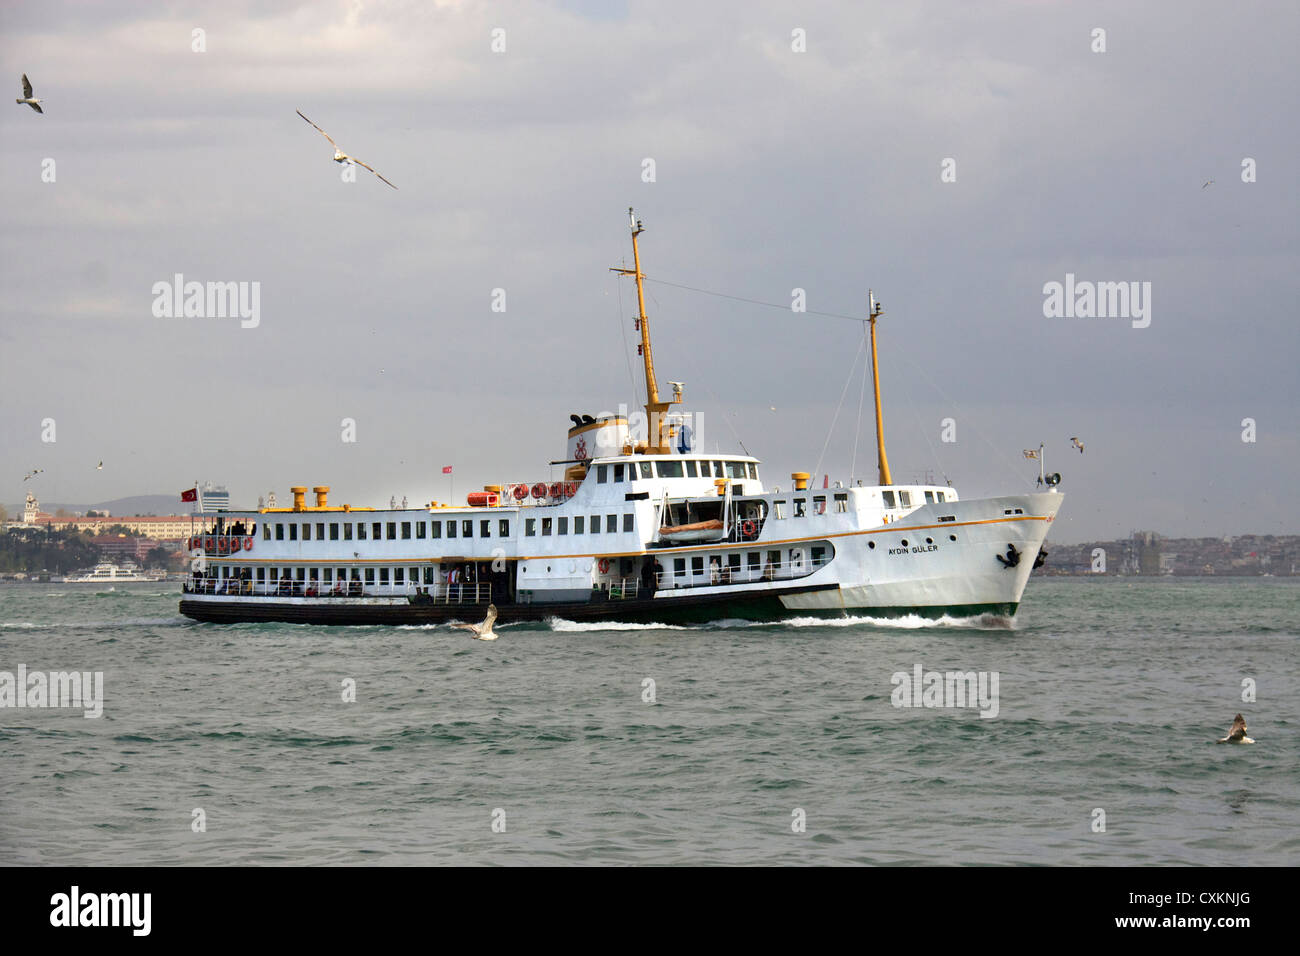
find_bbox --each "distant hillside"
[5,494,196,517]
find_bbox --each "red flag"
[180,488,198,502]
[442,466,453,475]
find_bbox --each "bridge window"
[357,522,366,539]
[387,522,397,539]
[834,493,848,513]
[462,520,473,538]
[316,522,325,539]
[814,496,826,514]
[684,460,698,477]
[558,517,568,535]
[499,519,510,537]
[416,522,425,539]
[712,460,725,477]
[727,461,746,479]
[330,523,340,540]
[481,519,491,537]
[882,490,896,509]
[606,514,618,533]
[447,521,456,538]
[574,516,585,534]
[794,498,806,517]
[747,463,758,480]
[597,464,608,483]
[774,501,786,519]
[639,462,653,479]
[898,491,912,508]
[430,521,441,538]
[924,491,935,503]
[623,513,634,533]
[613,463,625,482]
[289,524,298,541]
[401,521,412,539]
[372,522,382,539]
[275,523,284,540]
[542,517,552,536]
[525,518,536,537]
[344,523,353,540]
[302,524,311,541]
[589,514,600,533]
[659,460,684,478]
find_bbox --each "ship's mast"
[868,290,893,486]
[611,207,679,453]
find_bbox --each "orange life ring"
[187,536,196,550]
[548,482,563,498]
[531,482,547,499]
[230,537,242,553]
[564,482,577,497]
[513,483,529,500]
[742,519,757,537]
[598,558,611,574]
[204,536,214,551]
[243,537,254,552]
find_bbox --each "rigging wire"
[646,273,1034,489]
[850,319,868,484]
[614,269,641,412]
[811,333,867,484]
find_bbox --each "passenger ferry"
[66,562,167,584]
[180,210,1062,626]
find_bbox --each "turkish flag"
[181,488,198,502]
[442,466,453,474]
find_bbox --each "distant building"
[194,481,232,514]
[38,514,214,541]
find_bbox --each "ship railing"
[651,553,830,590]
[183,579,492,603]
[608,578,640,600]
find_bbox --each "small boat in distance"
[180,209,1062,626]
[65,561,166,584]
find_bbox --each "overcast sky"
[1,0,1296,544]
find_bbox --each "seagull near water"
[16,74,42,113]
[1217,713,1254,744]
[296,110,397,189]
[450,603,499,641]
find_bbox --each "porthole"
[949,534,957,541]
[901,539,908,547]
[868,541,875,549]
[925,537,933,544]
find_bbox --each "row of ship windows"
[265,519,511,542]
[596,460,758,482]
[884,489,949,508]
[209,566,446,585]
[525,514,634,536]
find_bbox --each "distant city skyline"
[2,1,1296,546]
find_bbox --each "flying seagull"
[1202,179,1214,189]
[1217,713,1254,744]
[1070,437,1084,454]
[23,468,43,481]
[16,74,42,113]
[96,461,103,470]
[450,603,499,641]
[296,110,397,189]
